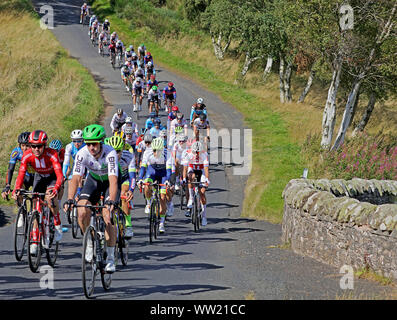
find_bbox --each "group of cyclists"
[0,4,213,277]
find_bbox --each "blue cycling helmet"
[149,111,156,118]
[49,139,62,151]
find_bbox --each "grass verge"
[90,0,303,223]
[0,2,103,205]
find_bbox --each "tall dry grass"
[0,10,103,187]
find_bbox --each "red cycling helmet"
[172,106,179,112]
[150,74,155,79]
[29,130,48,145]
[168,82,174,87]
[147,52,151,56]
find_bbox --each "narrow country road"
[0,0,391,300]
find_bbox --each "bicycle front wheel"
[72,206,80,239]
[82,226,97,299]
[149,202,156,244]
[193,196,200,233]
[14,206,28,261]
[27,212,42,273]
[101,241,112,291]
[45,210,59,267]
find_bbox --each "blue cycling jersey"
[62,142,86,178]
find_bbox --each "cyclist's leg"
[120,182,131,223]
[77,174,101,234]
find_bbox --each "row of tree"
[182,0,397,150]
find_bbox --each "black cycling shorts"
[79,173,122,205]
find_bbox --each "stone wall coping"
[283,178,397,232]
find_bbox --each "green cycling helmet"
[82,124,106,142]
[175,126,183,134]
[152,85,158,91]
[105,135,124,151]
[151,137,164,151]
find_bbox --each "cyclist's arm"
[62,144,72,178]
[14,156,28,191]
[190,107,195,123]
[128,157,137,191]
[5,161,17,187]
[50,152,64,194]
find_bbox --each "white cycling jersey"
[110,112,128,131]
[133,79,143,89]
[193,118,210,130]
[73,144,118,180]
[172,142,186,161]
[181,149,209,170]
[141,148,173,170]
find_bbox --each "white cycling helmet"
[177,134,188,142]
[105,19,109,23]
[147,61,152,67]
[191,141,203,153]
[125,116,133,123]
[70,129,83,139]
[124,126,134,135]
[197,98,204,104]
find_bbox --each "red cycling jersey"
[14,148,63,192]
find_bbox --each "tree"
[201,0,239,60]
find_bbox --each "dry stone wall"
[282,178,397,279]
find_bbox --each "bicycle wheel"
[180,184,185,211]
[72,206,80,239]
[45,210,59,267]
[118,213,128,266]
[154,200,160,239]
[193,196,200,233]
[27,212,42,273]
[14,206,28,261]
[149,202,156,244]
[100,240,112,290]
[82,226,97,299]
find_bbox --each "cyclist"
[116,40,124,62]
[123,126,138,152]
[181,141,210,225]
[110,108,128,134]
[132,77,144,112]
[130,52,139,72]
[80,3,89,24]
[136,133,152,168]
[145,112,157,130]
[137,43,146,66]
[162,82,176,112]
[147,85,161,116]
[121,116,138,136]
[134,67,145,83]
[1,132,33,200]
[105,136,135,238]
[137,137,172,233]
[49,139,65,208]
[88,14,96,35]
[193,113,211,152]
[98,30,107,54]
[172,134,188,192]
[147,74,159,92]
[190,97,208,125]
[12,130,64,254]
[63,130,85,179]
[145,61,156,83]
[109,38,117,65]
[64,124,120,273]
[149,118,166,138]
[143,51,153,67]
[102,19,110,36]
[90,19,99,42]
[121,63,132,92]
[169,112,188,149]
[167,105,179,132]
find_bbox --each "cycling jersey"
[14,148,63,193]
[103,21,110,31]
[133,79,143,89]
[190,103,207,122]
[147,89,160,101]
[63,141,86,178]
[173,142,186,161]
[121,67,130,78]
[139,148,173,180]
[72,144,118,181]
[145,118,156,130]
[147,79,159,91]
[119,150,136,191]
[135,69,144,79]
[193,118,210,130]
[145,65,156,78]
[149,125,166,138]
[181,149,209,171]
[144,55,153,66]
[162,86,176,100]
[110,112,128,131]
[169,118,188,140]
[6,147,33,186]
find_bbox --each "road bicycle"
[140,181,166,244]
[76,203,114,299]
[188,181,206,233]
[179,179,187,212]
[116,49,124,68]
[13,189,33,262]
[110,51,116,69]
[115,196,130,266]
[26,191,59,273]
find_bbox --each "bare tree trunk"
[241,53,262,78]
[263,55,273,81]
[211,31,231,61]
[320,55,343,149]
[352,92,376,136]
[279,54,285,103]
[331,79,362,150]
[298,67,315,103]
[284,61,293,103]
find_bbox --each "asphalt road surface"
[0,0,392,300]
